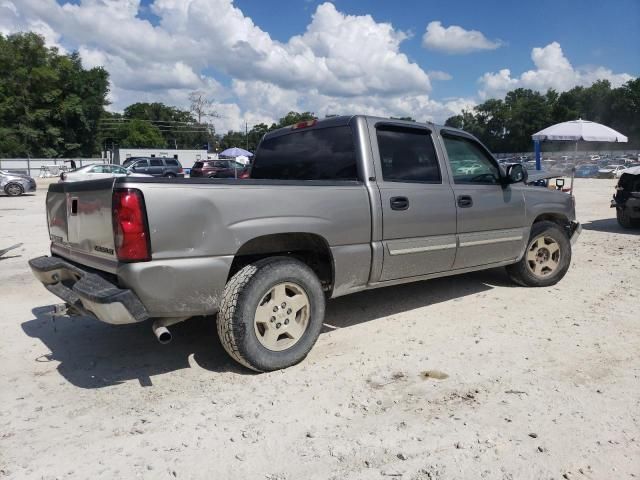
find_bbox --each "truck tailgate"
[47,179,119,272]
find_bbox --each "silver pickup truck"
[30,116,581,371]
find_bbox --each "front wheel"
[506,221,572,287]
[217,257,325,372]
[4,183,24,196]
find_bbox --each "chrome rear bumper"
[29,256,149,325]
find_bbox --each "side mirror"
[506,164,527,184]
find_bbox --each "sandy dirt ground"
[0,178,638,480]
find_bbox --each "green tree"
[445,79,640,152]
[0,32,109,157]
[117,119,165,148]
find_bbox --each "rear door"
[149,158,165,176]
[440,131,526,269]
[367,121,457,281]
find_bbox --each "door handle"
[390,196,409,211]
[457,195,473,208]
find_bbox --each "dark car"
[122,157,184,177]
[190,159,247,178]
[611,166,640,228]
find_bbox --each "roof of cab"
[262,115,466,141]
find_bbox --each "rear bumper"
[29,256,149,325]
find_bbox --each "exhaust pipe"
[151,317,188,344]
[152,320,172,344]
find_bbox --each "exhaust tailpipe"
[152,320,172,344]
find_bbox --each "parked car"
[575,164,599,178]
[0,170,36,196]
[60,164,152,182]
[122,157,184,177]
[611,166,640,228]
[190,159,246,178]
[30,115,581,372]
[598,164,626,179]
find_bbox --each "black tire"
[4,183,24,197]
[165,172,176,178]
[217,257,325,372]
[506,220,572,287]
[208,174,217,178]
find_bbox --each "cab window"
[442,134,500,184]
[376,126,441,183]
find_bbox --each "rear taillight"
[291,119,317,130]
[178,167,184,174]
[112,189,151,262]
[239,169,250,179]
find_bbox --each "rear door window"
[376,126,441,183]
[150,159,164,167]
[252,126,358,181]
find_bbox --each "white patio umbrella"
[532,119,628,143]
[531,119,628,193]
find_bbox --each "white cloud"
[422,21,502,54]
[5,0,446,130]
[478,42,634,99]
[427,70,453,81]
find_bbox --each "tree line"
[1,32,637,158]
[444,79,640,153]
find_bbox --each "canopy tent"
[531,119,628,170]
[219,147,253,158]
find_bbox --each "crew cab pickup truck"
[30,116,581,372]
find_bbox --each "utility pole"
[245,122,248,151]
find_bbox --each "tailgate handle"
[71,198,78,215]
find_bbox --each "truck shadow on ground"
[21,268,509,389]
[582,218,640,236]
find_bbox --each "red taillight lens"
[291,119,317,129]
[112,189,151,262]
[178,167,184,173]
[239,169,250,179]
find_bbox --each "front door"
[368,121,458,281]
[440,132,526,269]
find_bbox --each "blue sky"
[3,0,638,131]
[232,0,640,98]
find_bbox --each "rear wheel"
[165,172,176,178]
[506,221,572,287]
[4,183,24,196]
[616,207,640,228]
[217,257,325,372]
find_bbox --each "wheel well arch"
[228,233,334,293]
[533,213,570,227]
[532,213,572,237]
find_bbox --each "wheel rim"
[254,282,310,352]
[526,235,561,277]
[6,184,22,196]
